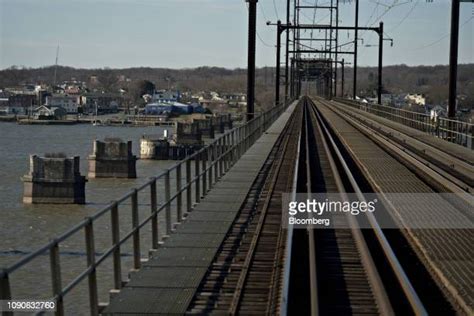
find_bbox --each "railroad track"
[286,96,431,315]
[325,97,474,193]
[186,100,303,315]
[312,96,473,314]
[187,96,466,315]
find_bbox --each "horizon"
[3,62,474,72]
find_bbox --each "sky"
[0,0,472,69]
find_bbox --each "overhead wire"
[273,0,280,20]
[251,2,275,49]
[412,16,473,50]
[389,0,420,32]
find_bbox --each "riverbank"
[18,119,79,125]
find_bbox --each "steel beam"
[378,22,383,105]
[246,0,257,121]
[448,0,460,118]
[276,21,282,106]
[354,0,359,100]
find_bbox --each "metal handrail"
[334,97,473,149]
[0,100,293,316]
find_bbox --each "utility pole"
[353,0,359,99]
[246,0,258,121]
[276,21,282,106]
[341,58,345,97]
[290,58,295,98]
[328,0,334,98]
[448,0,460,118]
[334,0,339,97]
[285,0,290,102]
[378,22,383,105]
[53,44,60,86]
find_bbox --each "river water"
[0,122,179,314]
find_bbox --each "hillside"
[1,64,472,109]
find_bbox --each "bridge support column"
[448,0,460,118]
[378,22,383,105]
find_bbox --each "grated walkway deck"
[102,102,297,315]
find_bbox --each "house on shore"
[45,94,81,114]
[33,105,67,120]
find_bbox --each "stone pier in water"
[22,154,87,204]
[88,139,137,178]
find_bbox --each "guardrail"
[0,100,292,315]
[333,98,473,149]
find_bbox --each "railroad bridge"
[2,0,474,314]
[1,96,473,315]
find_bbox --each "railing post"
[150,178,159,249]
[242,124,247,153]
[248,121,252,148]
[223,134,228,172]
[219,138,224,177]
[85,218,99,316]
[235,128,240,160]
[195,154,201,203]
[186,159,192,212]
[165,171,172,235]
[228,132,233,166]
[249,120,252,148]
[253,118,257,144]
[50,241,64,316]
[0,269,12,315]
[227,133,232,167]
[131,189,141,270]
[239,126,243,158]
[110,202,122,290]
[176,164,183,222]
[214,141,219,183]
[243,124,248,153]
[208,146,213,189]
[202,151,207,195]
[231,130,236,164]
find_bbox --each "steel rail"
[320,97,473,316]
[311,97,428,316]
[319,98,474,215]
[333,98,473,148]
[303,99,319,316]
[307,98,395,316]
[279,131,301,316]
[229,103,298,315]
[330,100,474,171]
[267,108,301,315]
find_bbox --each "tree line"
[1,64,472,109]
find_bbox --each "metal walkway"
[102,102,298,315]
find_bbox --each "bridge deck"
[102,101,297,315]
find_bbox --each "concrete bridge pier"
[174,122,204,146]
[222,113,233,129]
[22,154,87,204]
[212,116,225,134]
[194,119,215,138]
[88,139,137,178]
[140,136,171,160]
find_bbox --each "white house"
[45,95,80,114]
[33,106,67,120]
[152,90,180,103]
[405,94,426,106]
